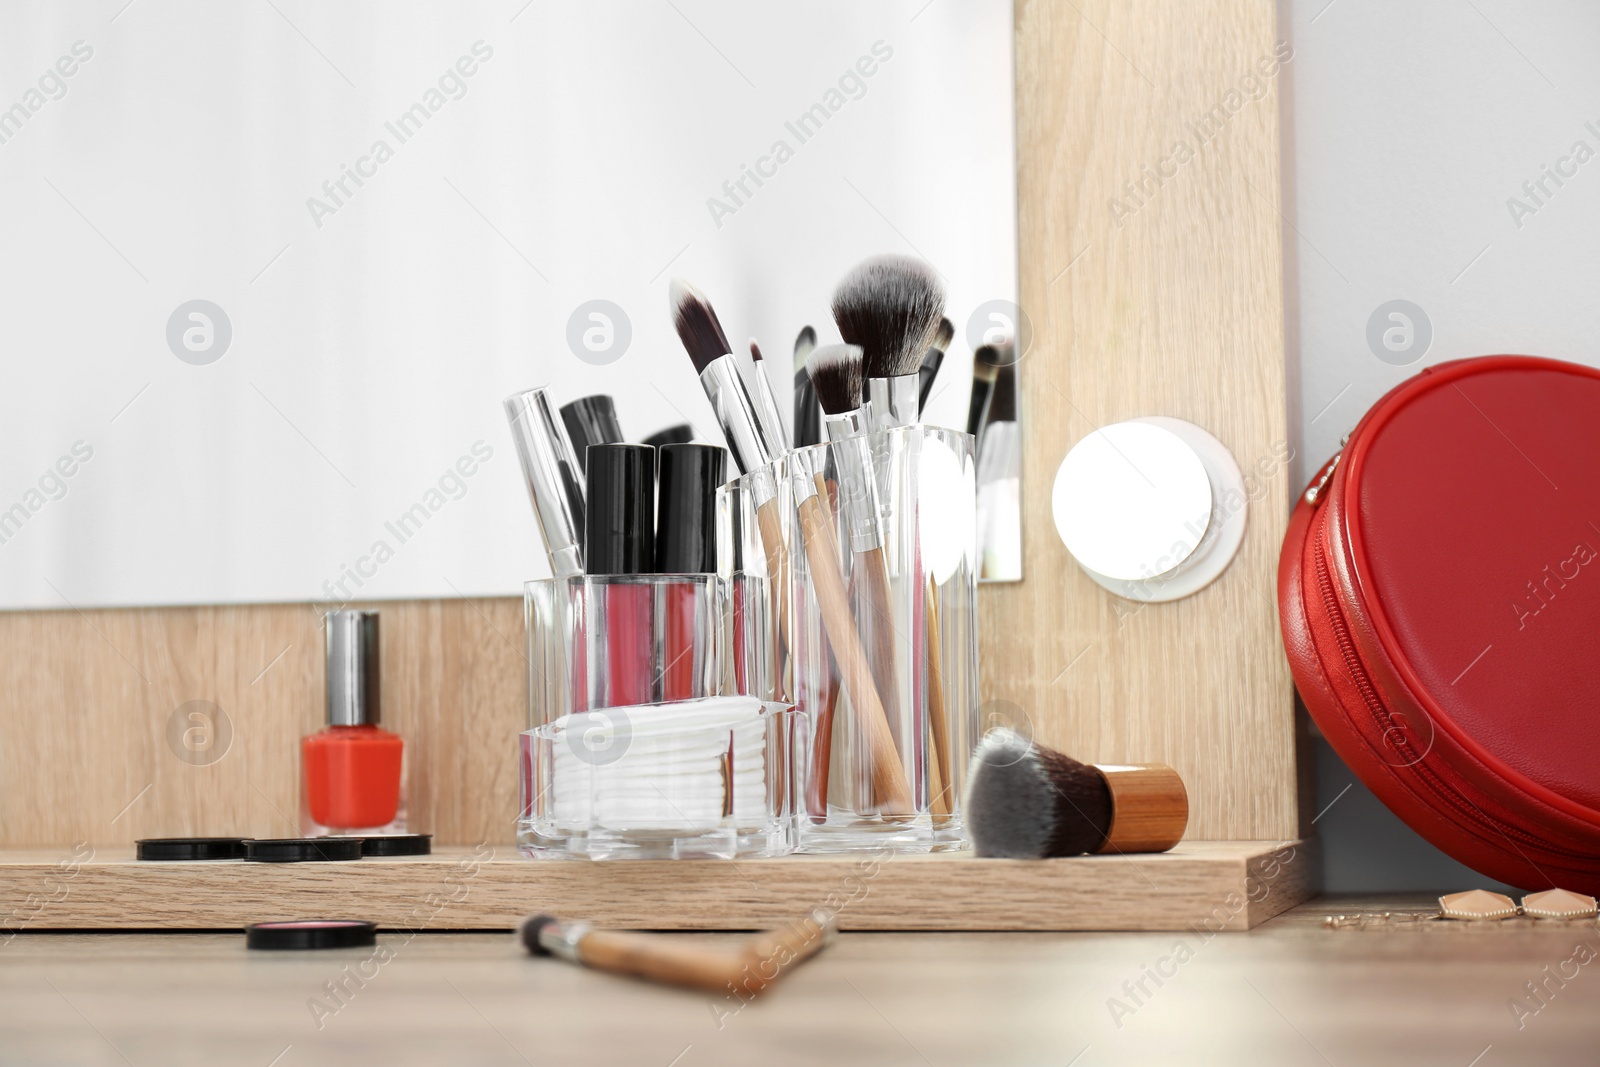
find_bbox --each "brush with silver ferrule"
[831,254,946,431]
[917,317,954,416]
[669,279,777,488]
[806,342,903,809]
[966,341,1003,440]
[805,344,879,552]
[748,339,788,460]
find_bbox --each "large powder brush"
[831,253,946,429]
[966,728,1188,858]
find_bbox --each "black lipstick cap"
[585,444,655,574]
[655,443,725,574]
[561,395,624,474]
[642,423,695,449]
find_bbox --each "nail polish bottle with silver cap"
[301,610,406,836]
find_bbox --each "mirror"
[1051,417,1246,603]
[0,1,1020,610]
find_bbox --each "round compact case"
[1279,355,1600,893]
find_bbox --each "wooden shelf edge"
[0,840,1313,933]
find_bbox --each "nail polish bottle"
[302,610,405,836]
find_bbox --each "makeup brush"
[670,279,792,670]
[976,361,1021,579]
[787,455,914,815]
[965,728,1188,858]
[965,342,1004,440]
[670,280,775,474]
[806,343,905,811]
[748,340,789,460]
[916,317,954,416]
[792,325,820,448]
[521,910,836,996]
[831,254,946,431]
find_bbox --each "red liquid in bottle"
[604,581,654,706]
[302,725,404,830]
[662,579,699,701]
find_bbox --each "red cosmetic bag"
[1279,355,1600,893]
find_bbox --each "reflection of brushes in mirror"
[976,361,1021,580]
[670,280,792,678]
[792,325,820,448]
[807,343,903,812]
[917,317,954,417]
[747,340,788,460]
[965,727,1188,858]
[966,341,1004,441]
[832,254,947,432]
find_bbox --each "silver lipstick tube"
[503,386,585,579]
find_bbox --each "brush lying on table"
[521,910,837,996]
[965,728,1188,858]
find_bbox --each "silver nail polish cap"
[326,609,380,726]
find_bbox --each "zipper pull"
[1304,450,1341,506]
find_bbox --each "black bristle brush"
[917,316,954,415]
[669,279,771,476]
[965,728,1188,858]
[792,325,820,448]
[831,254,946,430]
[965,342,1004,439]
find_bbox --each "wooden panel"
[0,599,524,848]
[0,1,1298,849]
[984,0,1297,840]
[0,841,1310,932]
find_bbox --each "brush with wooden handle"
[789,445,914,814]
[671,280,792,688]
[806,342,904,805]
[521,910,837,996]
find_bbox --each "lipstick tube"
[656,443,725,702]
[585,444,656,708]
[504,387,586,579]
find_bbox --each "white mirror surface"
[0,1,1016,610]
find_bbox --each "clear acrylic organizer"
[782,426,979,852]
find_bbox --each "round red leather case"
[1280,355,1600,893]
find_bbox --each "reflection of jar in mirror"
[302,610,406,836]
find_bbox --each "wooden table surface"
[2,896,1595,1066]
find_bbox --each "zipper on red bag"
[1307,475,1591,859]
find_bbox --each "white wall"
[1284,0,1598,890]
[0,0,1016,610]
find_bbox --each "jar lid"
[246,920,377,950]
[137,837,246,861]
[360,834,432,857]
[244,837,364,863]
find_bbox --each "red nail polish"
[302,610,405,835]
